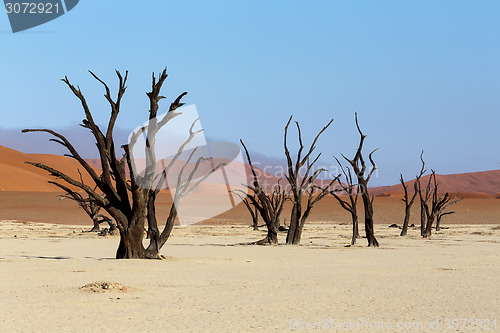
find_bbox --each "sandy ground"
[0,221,498,332]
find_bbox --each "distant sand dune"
[0,145,96,191]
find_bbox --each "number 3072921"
[5,2,60,14]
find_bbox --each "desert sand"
[0,221,499,332]
[1,145,499,332]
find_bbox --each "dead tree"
[284,116,337,245]
[330,157,360,245]
[23,69,222,259]
[419,171,454,238]
[417,172,432,237]
[54,181,117,233]
[237,140,288,244]
[400,151,425,236]
[235,192,259,231]
[341,113,379,247]
[435,196,462,231]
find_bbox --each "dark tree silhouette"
[23,69,223,259]
[238,140,288,244]
[419,171,455,238]
[283,116,337,245]
[400,151,425,236]
[54,180,117,234]
[417,172,432,237]
[435,196,462,231]
[330,157,360,246]
[341,113,379,247]
[234,192,259,231]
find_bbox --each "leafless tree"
[419,171,455,238]
[238,140,288,244]
[55,181,117,234]
[284,116,337,245]
[417,171,432,237]
[435,196,462,231]
[23,69,223,259]
[341,113,379,247]
[400,151,425,236]
[234,192,259,231]
[330,157,360,246]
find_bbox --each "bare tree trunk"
[266,217,279,244]
[435,215,442,231]
[423,214,436,238]
[400,206,411,236]
[286,200,302,244]
[363,193,379,247]
[115,216,147,259]
[330,157,360,246]
[145,204,178,258]
[350,211,359,245]
[283,117,335,245]
[90,216,101,232]
[342,113,379,247]
[253,205,259,231]
[400,152,425,236]
[420,201,427,237]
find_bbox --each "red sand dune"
[370,170,500,196]
[0,145,96,192]
[1,144,499,225]
[3,145,500,196]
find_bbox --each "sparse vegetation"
[283,116,337,245]
[341,113,379,247]
[23,69,223,259]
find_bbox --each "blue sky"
[1,0,499,186]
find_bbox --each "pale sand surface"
[0,221,499,332]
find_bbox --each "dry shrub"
[80,281,128,293]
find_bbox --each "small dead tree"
[417,172,432,237]
[341,113,379,247]
[435,196,462,231]
[236,192,259,231]
[420,171,454,238]
[330,157,360,246]
[237,140,288,244]
[284,116,337,245]
[23,69,223,259]
[55,181,117,233]
[400,151,425,236]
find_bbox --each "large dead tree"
[400,151,425,236]
[23,69,222,259]
[330,157,360,245]
[284,116,337,245]
[237,140,288,244]
[341,113,379,247]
